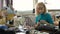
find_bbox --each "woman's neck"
[40,12,46,15]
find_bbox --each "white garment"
[14,16,25,27]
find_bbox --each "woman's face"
[36,5,45,14]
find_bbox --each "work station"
[0,0,60,34]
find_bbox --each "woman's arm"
[40,20,50,26]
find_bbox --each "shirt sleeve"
[35,16,39,24]
[47,14,54,24]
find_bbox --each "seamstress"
[35,2,54,26]
[34,2,58,34]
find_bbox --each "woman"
[35,2,54,26]
[51,12,59,26]
[35,2,57,34]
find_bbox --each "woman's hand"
[40,20,46,23]
[40,20,50,25]
[34,24,38,28]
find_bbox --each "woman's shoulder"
[45,13,51,16]
[35,14,41,17]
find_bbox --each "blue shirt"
[35,13,54,24]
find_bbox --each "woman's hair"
[35,2,46,15]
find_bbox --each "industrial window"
[38,0,60,10]
[13,0,33,11]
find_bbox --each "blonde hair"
[35,2,46,16]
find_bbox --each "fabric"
[0,18,6,24]
[35,25,57,32]
[6,7,15,14]
[0,25,8,30]
[35,13,54,24]
[6,14,14,20]
[6,7,15,20]
[24,17,35,27]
